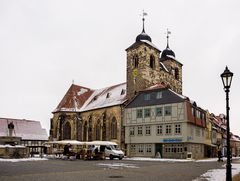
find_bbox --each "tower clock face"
[132,69,139,77]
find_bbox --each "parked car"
[89,141,124,160]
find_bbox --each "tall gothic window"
[88,118,92,141]
[63,122,71,140]
[150,55,155,69]
[111,117,117,139]
[175,68,179,80]
[102,114,106,140]
[77,120,82,141]
[83,122,87,141]
[96,120,101,140]
[133,55,139,68]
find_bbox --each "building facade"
[50,83,127,147]
[0,118,48,150]
[50,17,239,158]
[124,86,206,159]
[50,18,183,150]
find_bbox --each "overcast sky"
[0,0,239,136]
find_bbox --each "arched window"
[133,55,139,68]
[175,68,179,80]
[77,120,82,141]
[83,122,87,141]
[95,120,101,140]
[63,122,71,140]
[150,55,155,69]
[111,117,117,139]
[88,119,92,141]
[102,113,106,140]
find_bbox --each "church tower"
[126,14,161,100]
[160,30,183,94]
[126,15,183,101]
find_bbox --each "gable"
[53,84,94,112]
[126,40,161,52]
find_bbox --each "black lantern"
[221,66,233,89]
[221,66,233,181]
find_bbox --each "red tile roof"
[53,83,127,113]
[53,84,94,112]
[0,118,48,140]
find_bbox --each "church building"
[50,15,182,150]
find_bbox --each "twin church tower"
[126,15,182,100]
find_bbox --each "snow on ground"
[97,163,139,169]
[193,163,240,181]
[0,155,240,180]
[0,157,48,162]
[125,157,192,162]
[125,157,240,163]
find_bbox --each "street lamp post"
[221,66,233,181]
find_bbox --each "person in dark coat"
[64,143,70,156]
[218,150,223,162]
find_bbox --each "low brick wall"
[0,145,29,158]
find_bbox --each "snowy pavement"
[0,157,48,162]
[1,156,240,181]
[193,163,240,181]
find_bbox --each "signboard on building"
[163,138,182,143]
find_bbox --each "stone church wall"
[50,105,124,149]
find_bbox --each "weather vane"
[165,28,171,48]
[140,10,148,33]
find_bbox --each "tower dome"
[136,11,152,42]
[161,30,175,60]
[136,32,152,42]
[161,46,175,59]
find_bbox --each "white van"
[89,141,124,160]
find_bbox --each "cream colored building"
[124,86,206,159]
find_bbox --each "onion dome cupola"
[135,11,152,42]
[161,29,176,60]
[126,11,160,53]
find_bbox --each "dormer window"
[121,89,126,95]
[133,55,139,68]
[156,91,162,99]
[144,93,151,101]
[106,93,110,98]
[150,55,155,69]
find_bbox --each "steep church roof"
[53,83,127,113]
[80,82,127,112]
[53,84,94,113]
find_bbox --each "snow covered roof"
[80,83,127,112]
[144,83,167,91]
[231,135,240,142]
[0,118,48,141]
[53,84,94,113]
[168,89,187,100]
[87,141,118,146]
[54,83,127,113]
[140,40,161,52]
[44,140,85,145]
[159,62,169,72]
[126,40,161,52]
